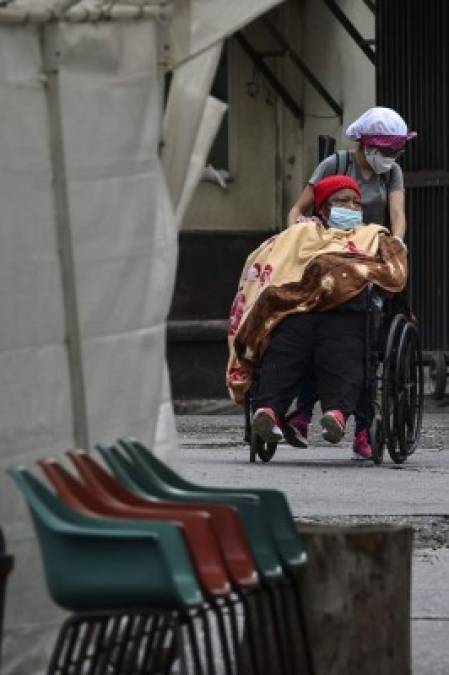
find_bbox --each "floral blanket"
[226,222,408,403]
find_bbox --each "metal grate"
[376,0,449,350]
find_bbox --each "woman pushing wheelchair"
[226,174,408,461]
[287,107,416,459]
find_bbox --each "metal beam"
[322,0,376,64]
[235,31,304,123]
[262,17,343,119]
[362,0,375,14]
[41,28,90,450]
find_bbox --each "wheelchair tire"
[391,322,423,461]
[382,314,407,458]
[429,351,447,400]
[250,431,278,463]
[249,438,256,463]
[370,415,385,465]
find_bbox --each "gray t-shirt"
[309,150,404,226]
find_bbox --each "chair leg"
[184,610,205,675]
[47,617,77,674]
[176,623,190,675]
[288,572,316,675]
[275,582,298,675]
[71,620,97,675]
[248,586,286,675]
[238,589,263,675]
[224,595,242,670]
[162,623,178,675]
[198,606,217,675]
[51,622,74,674]
[210,599,235,675]
[147,614,172,674]
[138,614,164,672]
[96,614,125,675]
[261,584,289,675]
[105,613,134,673]
[86,616,110,675]
[107,612,147,674]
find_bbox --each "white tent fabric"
[162,41,223,207]
[0,0,170,24]
[0,0,285,671]
[175,95,228,227]
[0,22,178,674]
[168,0,285,65]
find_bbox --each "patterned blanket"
[226,222,408,403]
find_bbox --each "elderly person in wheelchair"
[227,175,409,461]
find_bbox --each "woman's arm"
[287,184,315,225]
[388,190,406,239]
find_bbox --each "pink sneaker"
[352,429,373,460]
[253,408,283,443]
[320,409,345,444]
[284,412,309,448]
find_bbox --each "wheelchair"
[244,287,424,466]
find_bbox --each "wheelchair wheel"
[250,431,278,463]
[370,415,385,465]
[382,314,407,459]
[392,321,424,461]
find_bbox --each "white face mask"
[329,207,362,230]
[364,148,396,174]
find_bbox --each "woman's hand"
[288,184,315,225]
[389,190,406,239]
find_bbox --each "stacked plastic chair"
[9,440,314,675]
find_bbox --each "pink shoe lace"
[353,429,373,459]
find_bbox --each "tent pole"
[40,27,90,450]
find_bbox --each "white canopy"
[0,1,284,672]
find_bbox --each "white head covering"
[346,107,416,141]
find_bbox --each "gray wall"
[182,0,375,232]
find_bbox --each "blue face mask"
[329,207,362,230]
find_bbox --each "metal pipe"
[262,17,343,119]
[235,32,304,123]
[323,0,376,64]
[40,28,90,449]
[362,0,375,14]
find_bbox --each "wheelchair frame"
[244,289,424,466]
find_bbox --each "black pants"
[297,373,371,431]
[253,312,365,420]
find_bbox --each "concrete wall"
[182,23,279,232]
[301,0,375,182]
[182,0,375,232]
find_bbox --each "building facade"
[168,0,376,401]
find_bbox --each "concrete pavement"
[174,405,449,674]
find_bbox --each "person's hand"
[392,235,408,252]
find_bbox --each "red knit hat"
[313,175,361,211]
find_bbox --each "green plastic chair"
[96,444,282,582]
[96,446,310,675]
[8,466,203,612]
[120,438,307,570]
[116,440,315,675]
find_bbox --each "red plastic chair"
[39,459,246,675]
[38,458,230,599]
[66,450,259,590]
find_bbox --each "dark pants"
[297,376,371,432]
[253,312,365,420]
